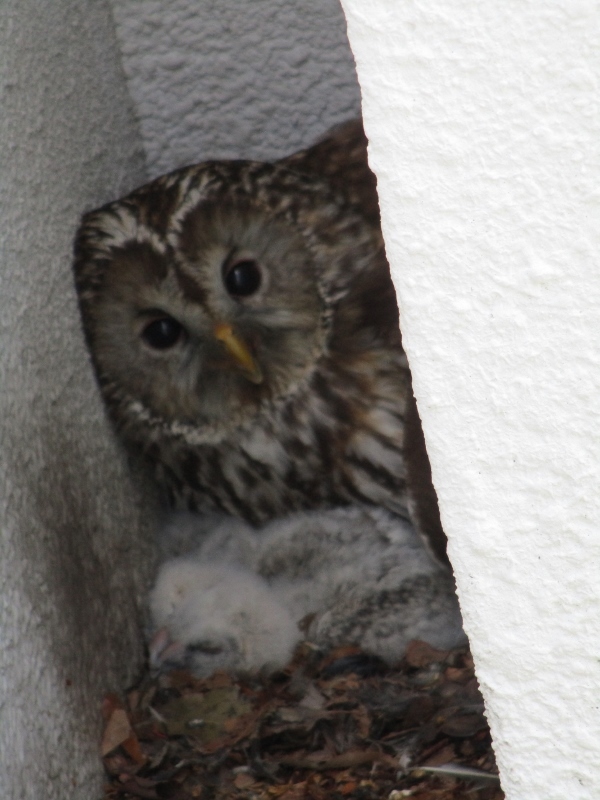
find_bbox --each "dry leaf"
[277,784,307,800]
[422,744,456,767]
[101,641,501,800]
[102,693,122,721]
[121,731,145,765]
[101,708,132,756]
[439,712,487,738]
[115,777,161,799]
[233,772,256,789]
[279,748,396,771]
[160,687,252,743]
[444,666,472,683]
[205,670,234,689]
[351,704,371,738]
[126,689,141,713]
[299,684,326,710]
[405,640,448,668]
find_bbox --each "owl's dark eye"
[141,317,184,349]
[223,259,262,297]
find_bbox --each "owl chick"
[73,120,445,561]
[149,559,298,677]
[149,506,464,676]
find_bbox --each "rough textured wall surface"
[109,0,362,178]
[0,3,155,798]
[340,1,600,798]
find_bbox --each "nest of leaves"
[101,640,503,800]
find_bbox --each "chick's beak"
[213,322,263,385]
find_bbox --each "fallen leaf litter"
[101,640,504,800]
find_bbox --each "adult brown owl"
[73,120,446,562]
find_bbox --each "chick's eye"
[141,317,184,349]
[224,259,262,297]
[188,641,224,655]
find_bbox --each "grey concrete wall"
[110,0,363,177]
[0,3,156,798]
[0,2,363,796]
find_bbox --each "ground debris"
[102,641,503,800]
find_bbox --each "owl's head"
[74,161,379,446]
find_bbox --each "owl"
[73,120,446,562]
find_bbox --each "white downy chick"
[254,506,466,661]
[157,511,258,565]
[149,558,299,677]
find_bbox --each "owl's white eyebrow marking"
[165,174,215,244]
[89,205,169,259]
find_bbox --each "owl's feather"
[281,119,380,228]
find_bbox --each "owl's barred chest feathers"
[143,326,411,525]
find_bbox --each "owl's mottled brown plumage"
[73,120,446,562]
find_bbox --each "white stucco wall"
[109,0,362,177]
[0,3,155,798]
[341,2,600,798]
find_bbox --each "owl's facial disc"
[82,187,333,440]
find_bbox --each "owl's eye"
[141,317,184,349]
[223,259,262,297]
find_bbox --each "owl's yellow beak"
[213,323,263,385]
